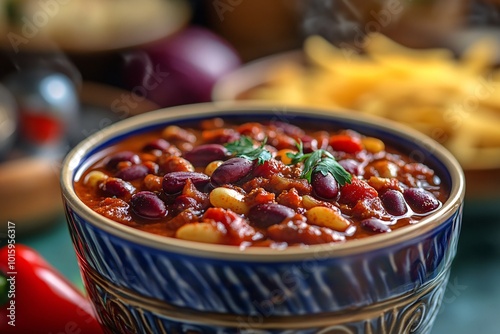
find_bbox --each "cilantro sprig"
[224,136,352,185]
[224,136,272,165]
[287,141,352,185]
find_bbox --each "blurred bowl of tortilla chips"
[213,33,500,200]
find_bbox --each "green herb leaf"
[286,141,352,185]
[225,136,272,165]
[288,141,305,164]
[314,158,352,186]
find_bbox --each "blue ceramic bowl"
[60,103,465,334]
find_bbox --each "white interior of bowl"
[60,102,465,261]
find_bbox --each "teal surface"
[19,216,83,288]
[15,200,500,333]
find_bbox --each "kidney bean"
[106,151,140,170]
[270,121,304,137]
[312,172,339,200]
[115,164,149,181]
[183,144,228,167]
[210,157,254,186]
[404,188,440,214]
[380,190,408,216]
[100,177,135,198]
[248,203,296,228]
[162,172,210,194]
[130,191,167,219]
[142,138,170,152]
[360,218,391,233]
[338,159,362,176]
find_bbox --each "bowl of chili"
[60,102,465,333]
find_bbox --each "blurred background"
[0,0,499,332]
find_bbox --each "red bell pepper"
[0,244,103,334]
[329,134,363,154]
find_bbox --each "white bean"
[176,222,225,244]
[204,160,223,176]
[305,206,351,232]
[209,187,249,215]
[83,171,108,188]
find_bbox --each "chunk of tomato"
[252,159,286,178]
[203,207,256,245]
[339,178,378,206]
[330,135,363,153]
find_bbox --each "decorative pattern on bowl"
[61,103,465,333]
